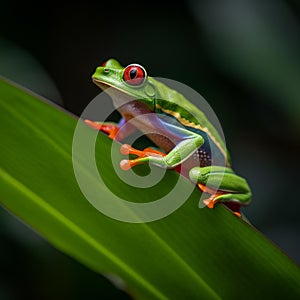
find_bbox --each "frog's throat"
[92,78,156,111]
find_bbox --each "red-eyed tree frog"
[85,59,251,217]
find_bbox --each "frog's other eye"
[123,64,147,86]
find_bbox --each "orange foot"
[84,119,119,139]
[120,144,166,157]
[119,144,166,170]
[198,184,242,218]
[202,194,221,209]
[198,183,222,208]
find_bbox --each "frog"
[85,58,251,217]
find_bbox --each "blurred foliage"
[0,0,299,299]
[190,0,300,126]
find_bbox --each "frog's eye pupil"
[123,64,146,86]
[129,69,137,79]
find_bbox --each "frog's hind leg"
[189,166,251,218]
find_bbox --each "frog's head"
[92,59,157,109]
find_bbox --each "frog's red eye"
[102,61,107,66]
[123,64,147,86]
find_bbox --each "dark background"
[0,1,299,299]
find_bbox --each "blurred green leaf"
[0,78,300,299]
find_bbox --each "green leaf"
[0,78,300,299]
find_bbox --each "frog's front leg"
[120,134,204,170]
[189,166,251,216]
[120,144,167,158]
[84,118,136,141]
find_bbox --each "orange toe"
[120,144,164,158]
[120,144,132,155]
[84,119,102,130]
[120,159,143,170]
[143,148,166,156]
[84,120,118,139]
[120,160,133,170]
[203,198,218,209]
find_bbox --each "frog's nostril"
[103,67,109,73]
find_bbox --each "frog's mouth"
[92,78,110,91]
[92,78,132,95]
[92,78,138,108]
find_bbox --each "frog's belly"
[146,133,175,153]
